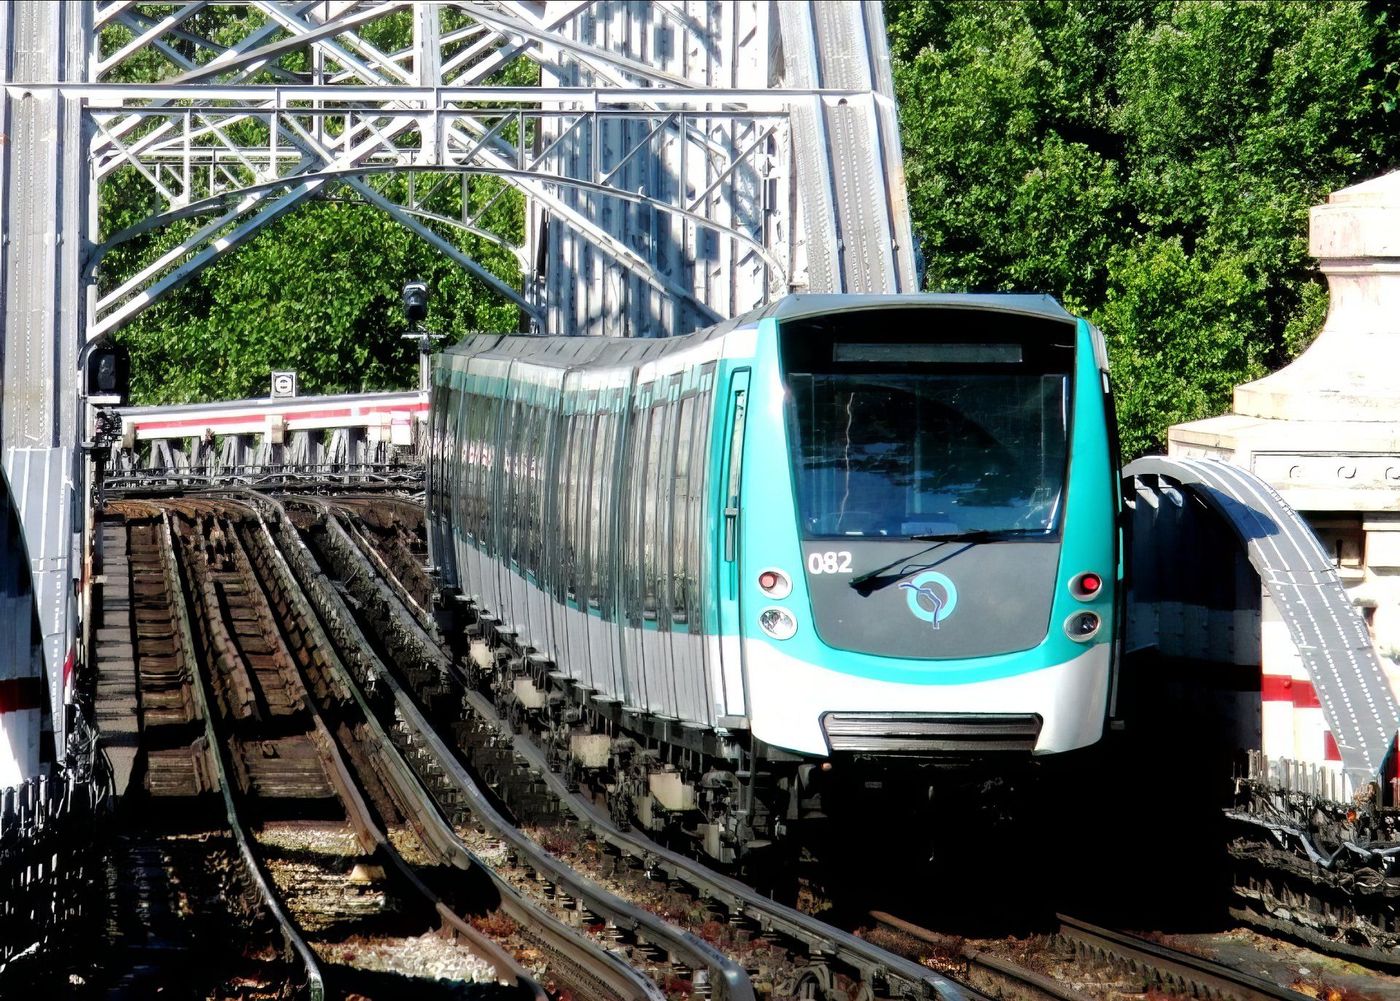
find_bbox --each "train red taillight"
[1070,571,1103,601]
[757,568,791,598]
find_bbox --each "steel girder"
[73,1,915,336]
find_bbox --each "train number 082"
[807,551,853,574]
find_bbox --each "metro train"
[426,294,1122,862]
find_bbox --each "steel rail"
[154,507,326,1001]
[260,494,753,1001]
[1055,915,1316,1001]
[313,498,971,1001]
[870,911,1086,1001]
[211,507,547,1001]
[238,496,663,1001]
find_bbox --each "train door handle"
[724,505,739,562]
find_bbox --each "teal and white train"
[427,294,1121,862]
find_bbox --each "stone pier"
[1171,170,1400,673]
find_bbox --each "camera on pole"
[402,280,429,326]
[86,341,130,404]
[399,280,443,391]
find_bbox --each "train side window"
[468,390,486,547]
[585,409,606,612]
[553,407,572,602]
[485,392,504,558]
[670,394,695,625]
[530,398,547,580]
[568,409,588,604]
[685,373,717,671]
[478,392,493,546]
[597,405,620,618]
[459,387,475,543]
[642,401,668,623]
[468,389,481,549]
[443,382,455,528]
[617,401,639,623]
[525,399,541,575]
[507,399,526,567]
[517,399,533,575]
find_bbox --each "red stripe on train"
[1324,731,1342,762]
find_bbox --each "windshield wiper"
[848,528,1051,595]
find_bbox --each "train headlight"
[1069,571,1103,601]
[757,567,791,598]
[1064,611,1102,642]
[759,607,797,640]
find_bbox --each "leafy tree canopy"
[888,0,1400,456]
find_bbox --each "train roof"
[439,293,1078,372]
[749,292,1076,325]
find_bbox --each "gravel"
[314,931,498,983]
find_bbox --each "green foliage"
[888,0,1400,455]
[112,201,520,404]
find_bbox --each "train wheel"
[792,965,832,1000]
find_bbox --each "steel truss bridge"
[3,3,1391,862]
[0,0,917,784]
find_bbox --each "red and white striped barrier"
[117,390,428,442]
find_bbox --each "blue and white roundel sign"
[898,571,958,629]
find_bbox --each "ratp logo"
[899,571,958,629]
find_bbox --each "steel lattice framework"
[0,0,916,782]
[82,1,915,340]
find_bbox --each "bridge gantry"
[0,1,917,781]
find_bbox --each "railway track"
[101,504,316,998]
[163,498,563,1000]
[236,496,667,1001]
[102,500,602,1000]
[868,911,1320,1001]
[257,493,731,1000]
[1052,915,1315,1001]
[97,492,1394,1001]
[294,494,972,1001]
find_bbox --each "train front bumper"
[744,641,1112,757]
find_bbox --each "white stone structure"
[1170,171,1400,775]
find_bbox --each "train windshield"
[782,313,1074,540]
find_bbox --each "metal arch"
[83,97,789,332]
[1124,455,1399,780]
[89,162,786,328]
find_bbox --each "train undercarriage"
[465,625,795,866]
[449,610,1036,873]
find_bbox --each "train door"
[715,368,750,722]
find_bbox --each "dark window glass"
[787,373,1069,539]
[587,410,610,612]
[671,396,695,624]
[482,395,501,556]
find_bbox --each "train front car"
[424,294,1120,869]
[736,295,1121,824]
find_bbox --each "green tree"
[888,0,1400,456]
